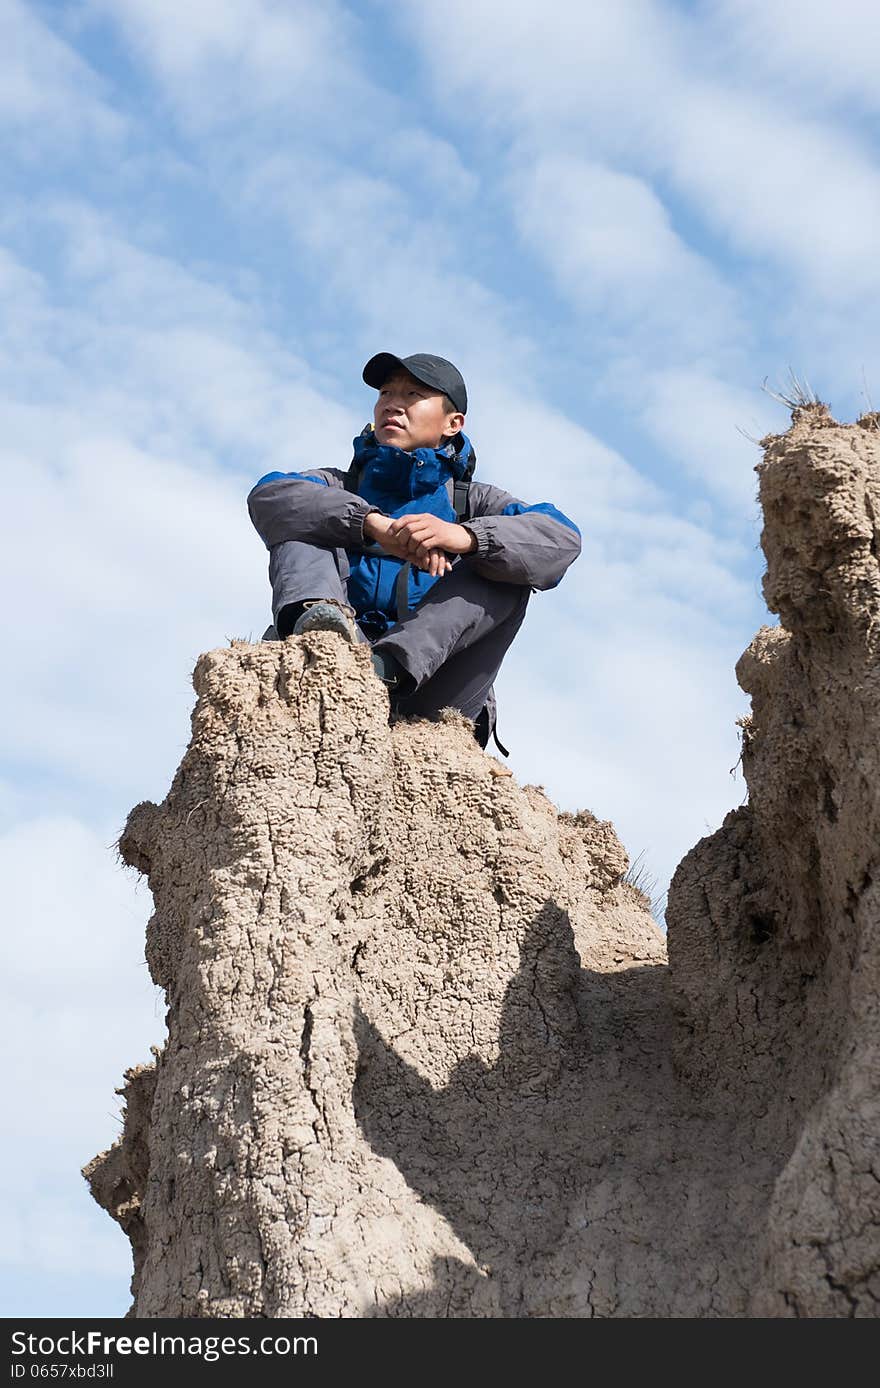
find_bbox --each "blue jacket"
[248,429,581,637]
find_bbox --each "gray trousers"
[265,540,529,730]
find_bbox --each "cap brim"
[362,353,406,390]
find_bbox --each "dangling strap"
[395,561,412,622]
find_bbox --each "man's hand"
[364,512,474,577]
[387,514,476,569]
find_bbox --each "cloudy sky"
[3,0,879,1318]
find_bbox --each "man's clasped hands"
[362,512,477,579]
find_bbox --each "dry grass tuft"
[623,849,667,925]
[761,368,821,412]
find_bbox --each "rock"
[668,405,880,1316]
[85,406,880,1316]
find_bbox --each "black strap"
[395,561,412,621]
[452,477,471,521]
[492,724,510,758]
[343,458,362,494]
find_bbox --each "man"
[247,352,581,752]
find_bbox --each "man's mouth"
[382,420,404,431]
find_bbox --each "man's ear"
[446,411,465,436]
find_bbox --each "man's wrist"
[460,524,478,554]
[362,509,386,543]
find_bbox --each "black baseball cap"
[362,352,467,415]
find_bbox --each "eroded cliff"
[85,406,880,1317]
[667,405,880,1316]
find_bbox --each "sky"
[2,0,879,1319]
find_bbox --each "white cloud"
[471,382,660,512]
[88,0,377,133]
[496,615,750,911]
[389,0,880,303]
[3,1196,133,1281]
[0,816,150,993]
[665,83,880,299]
[378,129,480,205]
[513,154,740,354]
[95,0,352,79]
[0,428,265,796]
[636,369,783,514]
[469,382,765,597]
[387,0,682,138]
[244,151,536,385]
[1,195,360,433]
[0,213,367,803]
[706,0,880,114]
[0,815,162,1286]
[0,0,122,146]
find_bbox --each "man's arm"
[388,483,581,589]
[457,483,581,590]
[247,469,382,550]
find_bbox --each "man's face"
[372,369,464,451]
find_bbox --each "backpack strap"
[344,425,375,495]
[343,457,362,495]
[452,477,471,521]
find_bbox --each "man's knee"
[269,541,350,631]
[417,559,531,634]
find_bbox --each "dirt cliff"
[85,406,880,1317]
[667,405,880,1316]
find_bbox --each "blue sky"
[2,0,879,1318]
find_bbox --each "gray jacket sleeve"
[460,482,582,590]
[247,468,381,550]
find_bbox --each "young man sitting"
[247,352,581,751]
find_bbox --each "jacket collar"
[352,425,474,484]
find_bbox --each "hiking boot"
[371,647,416,698]
[291,599,358,643]
[371,647,403,688]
